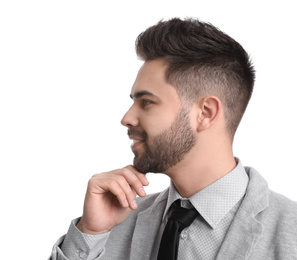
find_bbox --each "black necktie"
[157,199,199,260]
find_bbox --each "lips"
[132,140,144,148]
[132,139,143,145]
[128,128,147,150]
[128,135,145,150]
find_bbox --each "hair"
[135,18,255,139]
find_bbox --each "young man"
[50,18,297,260]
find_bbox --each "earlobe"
[196,96,221,132]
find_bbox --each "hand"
[76,165,149,234]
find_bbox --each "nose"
[121,105,139,128]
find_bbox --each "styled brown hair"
[136,18,255,139]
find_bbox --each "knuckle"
[127,178,139,188]
[87,168,138,190]
[88,172,104,183]
[108,177,119,188]
[91,173,100,178]
[115,189,126,199]
[115,175,126,184]
[88,176,97,186]
[121,167,131,176]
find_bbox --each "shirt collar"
[163,158,249,229]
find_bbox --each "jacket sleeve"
[49,218,110,260]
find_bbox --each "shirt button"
[181,200,190,208]
[181,231,188,239]
[79,251,87,259]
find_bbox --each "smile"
[130,138,145,150]
[133,139,143,144]
[132,139,144,146]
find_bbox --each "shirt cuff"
[60,218,110,260]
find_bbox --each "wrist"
[76,219,110,235]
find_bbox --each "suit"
[50,167,297,259]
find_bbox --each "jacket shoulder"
[266,190,297,221]
[241,168,297,258]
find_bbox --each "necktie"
[157,199,198,260]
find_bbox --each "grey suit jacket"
[51,167,297,259]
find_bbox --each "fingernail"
[142,176,149,184]
[123,199,129,207]
[132,200,137,208]
[139,187,146,196]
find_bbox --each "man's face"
[121,59,197,174]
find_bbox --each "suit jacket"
[50,167,297,259]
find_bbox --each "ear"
[196,96,222,132]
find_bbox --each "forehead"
[130,59,179,100]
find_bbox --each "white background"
[0,1,296,259]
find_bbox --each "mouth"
[129,135,145,150]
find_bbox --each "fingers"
[90,165,150,211]
[125,165,150,187]
[119,166,148,197]
[111,166,148,210]
[106,178,137,209]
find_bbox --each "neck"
[165,139,236,198]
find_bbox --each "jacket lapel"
[130,189,169,260]
[216,167,269,260]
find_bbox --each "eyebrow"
[130,90,158,100]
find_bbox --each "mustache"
[127,128,148,140]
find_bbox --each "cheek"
[140,113,176,137]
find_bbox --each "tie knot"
[168,199,198,232]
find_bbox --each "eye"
[142,99,152,106]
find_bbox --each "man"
[50,18,297,260]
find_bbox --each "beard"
[128,107,197,174]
